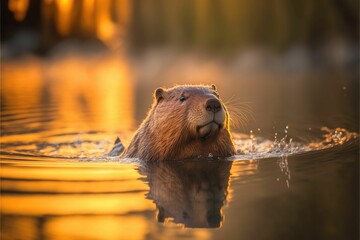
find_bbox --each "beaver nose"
[205,98,222,113]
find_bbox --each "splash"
[232,127,358,161]
[309,127,358,149]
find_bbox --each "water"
[1,55,359,240]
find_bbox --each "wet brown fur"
[121,85,235,161]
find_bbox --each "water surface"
[1,55,359,240]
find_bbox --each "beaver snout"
[196,98,225,140]
[205,98,222,113]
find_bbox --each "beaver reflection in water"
[109,85,235,161]
[138,160,233,228]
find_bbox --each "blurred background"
[1,0,359,142]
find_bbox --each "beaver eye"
[179,95,186,102]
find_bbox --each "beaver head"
[122,85,235,161]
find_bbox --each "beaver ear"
[154,88,165,102]
[211,84,217,91]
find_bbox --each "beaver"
[109,84,235,161]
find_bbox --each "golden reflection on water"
[46,216,148,240]
[0,52,157,238]
[2,193,152,216]
[0,162,142,181]
[46,55,135,132]
[0,159,226,239]
[1,58,44,107]
[1,54,135,144]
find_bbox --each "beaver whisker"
[229,115,246,131]
[226,102,254,131]
[226,97,255,124]
[223,95,251,105]
[223,94,240,106]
